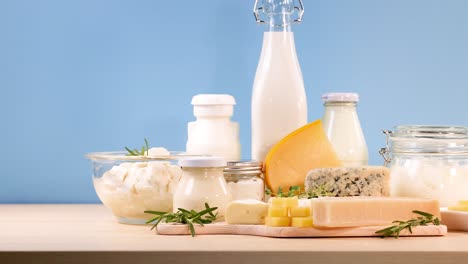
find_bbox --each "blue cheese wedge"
[305,166,390,197]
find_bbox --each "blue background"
[1,0,467,203]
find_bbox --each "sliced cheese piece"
[265,216,290,227]
[270,197,298,208]
[448,205,468,212]
[264,120,342,192]
[291,217,314,228]
[290,206,311,217]
[305,166,390,197]
[225,200,268,225]
[313,197,440,228]
[268,207,288,217]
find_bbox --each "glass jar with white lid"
[380,126,468,207]
[173,157,231,220]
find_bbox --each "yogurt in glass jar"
[173,157,231,220]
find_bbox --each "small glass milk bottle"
[321,93,368,166]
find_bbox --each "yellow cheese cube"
[284,197,299,208]
[268,207,288,217]
[265,216,290,227]
[290,206,311,217]
[270,197,286,207]
[448,205,468,212]
[458,200,468,206]
[291,217,314,228]
[270,197,299,208]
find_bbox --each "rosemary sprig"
[375,210,440,238]
[144,203,218,237]
[125,138,150,156]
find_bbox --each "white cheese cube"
[225,200,268,225]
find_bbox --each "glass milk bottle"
[251,0,308,161]
[321,93,368,166]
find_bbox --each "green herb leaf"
[125,138,150,156]
[144,204,219,236]
[375,210,440,238]
[300,183,333,199]
[265,183,333,199]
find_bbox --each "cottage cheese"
[94,160,181,220]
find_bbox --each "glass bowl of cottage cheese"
[86,148,202,224]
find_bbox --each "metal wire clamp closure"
[253,0,305,24]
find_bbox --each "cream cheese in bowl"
[86,148,203,224]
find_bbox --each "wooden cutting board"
[156,223,447,238]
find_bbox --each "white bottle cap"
[321,92,359,102]
[178,156,227,168]
[191,94,236,117]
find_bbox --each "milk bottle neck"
[324,102,358,108]
[323,102,358,114]
[267,13,293,32]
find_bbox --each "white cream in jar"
[390,158,468,207]
[224,161,265,201]
[382,126,468,207]
[173,157,231,220]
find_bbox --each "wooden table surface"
[1,204,467,264]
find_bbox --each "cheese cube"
[291,217,314,228]
[270,197,298,208]
[268,207,288,217]
[313,197,440,228]
[290,206,311,217]
[225,200,268,225]
[265,216,290,227]
[299,198,314,217]
[458,200,468,206]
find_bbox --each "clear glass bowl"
[85,151,203,224]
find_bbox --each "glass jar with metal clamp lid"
[380,126,468,207]
[224,161,265,201]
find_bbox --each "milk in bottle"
[251,0,308,161]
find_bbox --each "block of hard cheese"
[225,200,268,225]
[313,197,440,228]
[305,166,390,197]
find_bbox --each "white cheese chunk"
[313,196,440,227]
[225,200,268,225]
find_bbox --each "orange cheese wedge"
[264,120,342,192]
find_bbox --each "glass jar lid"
[384,125,468,154]
[178,157,227,168]
[224,160,263,175]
